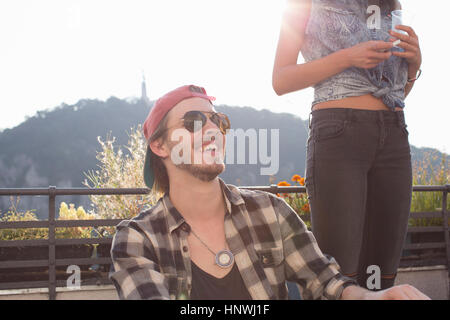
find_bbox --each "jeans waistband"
[308,108,406,129]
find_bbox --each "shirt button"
[183,246,188,252]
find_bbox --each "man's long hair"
[149,115,170,195]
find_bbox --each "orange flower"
[302,203,310,213]
[277,181,291,187]
[277,181,291,198]
[299,177,305,186]
[277,193,290,199]
[291,174,305,186]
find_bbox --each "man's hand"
[342,284,431,300]
[366,284,431,300]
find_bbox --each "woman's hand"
[389,25,422,71]
[344,40,394,69]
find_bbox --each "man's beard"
[166,134,225,182]
[175,163,225,182]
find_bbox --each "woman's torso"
[313,94,403,111]
[301,0,408,112]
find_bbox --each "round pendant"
[215,249,234,268]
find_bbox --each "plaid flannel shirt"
[109,178,357,300]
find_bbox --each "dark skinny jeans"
[305,108,412,290]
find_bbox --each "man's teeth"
[204,144,217,152]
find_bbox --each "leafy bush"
[0,199,97,240]
[276,175,311,229]
[410,151,449,227]
[56,202,97,239]
[83,126,158,235]
[0,197,47,240]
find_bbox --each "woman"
[272,0,422,289]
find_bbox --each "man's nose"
[202,119,223,143]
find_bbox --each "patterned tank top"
[301,0,408,110]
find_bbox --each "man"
[109,84,429,300]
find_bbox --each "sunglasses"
[166,110,231,135]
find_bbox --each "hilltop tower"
[141,73,150,106]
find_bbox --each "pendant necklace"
[190,228,234,268]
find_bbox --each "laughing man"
[109,85,429,300]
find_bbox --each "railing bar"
[54,257,111,266]
[0,185,447,196]
[407,226,445,233]
[1,228,444,247]
[0,278,114,291]
[55,238,113,245]
[409,211,444,219]
[54,219,122,227]
[0,221,49,229]
[241,185,306,194]
[403,242,446,250]
[0,238,114,247]
[0,216,443,228]
[0,188,149,196]
[0,281,51,290]
[0,238,112,248]
[0,260,49,268]
[241,185,449,192]
[0,219,122,229]
[0,258,111,268]
[0,239,49,247]
[411,186,450,192]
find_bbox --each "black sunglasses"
[165,110,231,135]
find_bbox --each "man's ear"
[149,138,169,159]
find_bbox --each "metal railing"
[0,184,449,300]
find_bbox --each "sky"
[0,0,448,153]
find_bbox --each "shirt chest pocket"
[256,247,284,268]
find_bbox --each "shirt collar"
[163,178,245,235]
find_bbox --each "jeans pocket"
[312,119,347,142]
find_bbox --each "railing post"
[48,186,56,300]
[442,185,449,298]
